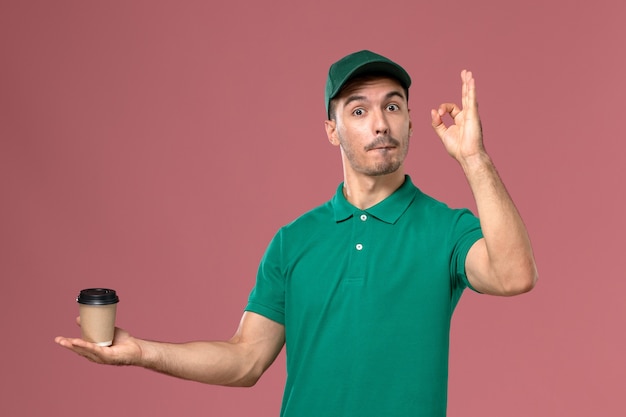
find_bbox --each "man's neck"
[342,169,406,210]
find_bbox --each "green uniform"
[246,175,483,416]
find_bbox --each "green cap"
[325,50,412,118]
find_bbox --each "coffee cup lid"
[77,288,119,305]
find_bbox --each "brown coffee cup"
[77,288,119,346]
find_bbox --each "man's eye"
[353,108,364,116]
[387,104,399,111]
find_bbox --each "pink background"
[1,0,624,415]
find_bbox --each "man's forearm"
[136,338,263,387]
[461,151,538,293]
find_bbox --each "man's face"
[326,77,412,178]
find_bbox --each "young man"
[56,50,537,416]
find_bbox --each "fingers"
[431,102,461,131]
[55,336,88,356]
[461,70,468,107]
[461,69,477,111]
[55,336,111,364]
[433,69,476,123]
[431,103,458,139]
[55,335,89,349]
[54,336,68,346]
[431,109,446,138]
[437,103,462,119]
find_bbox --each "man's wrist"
[131,338,155,368]
[459,151,493,176]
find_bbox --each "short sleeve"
[245,229,286,325]
[449,209,483,293]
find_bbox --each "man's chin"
[363,162,403,177]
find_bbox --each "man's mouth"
[369,146,396,153]
[365,137,400,152]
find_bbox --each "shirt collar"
[332,175,418,224]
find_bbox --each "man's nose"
[373,110,390,135]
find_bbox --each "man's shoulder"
[282,199,334,233]
[411,187,456,212]
[407,187,479,227]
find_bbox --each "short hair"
[328,72,409,121]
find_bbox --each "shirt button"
[355,243,363,250]
[360,214,367,221]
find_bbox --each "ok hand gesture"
[431,70,485,164]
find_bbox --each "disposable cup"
[77,288,119,347]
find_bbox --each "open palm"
[55,318,142,366]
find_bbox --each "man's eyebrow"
[343,94,367,108]
[384,90,406,101]
[343,90,406,108]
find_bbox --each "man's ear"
[324,119,339,146]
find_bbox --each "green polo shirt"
[246,175,483,417]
